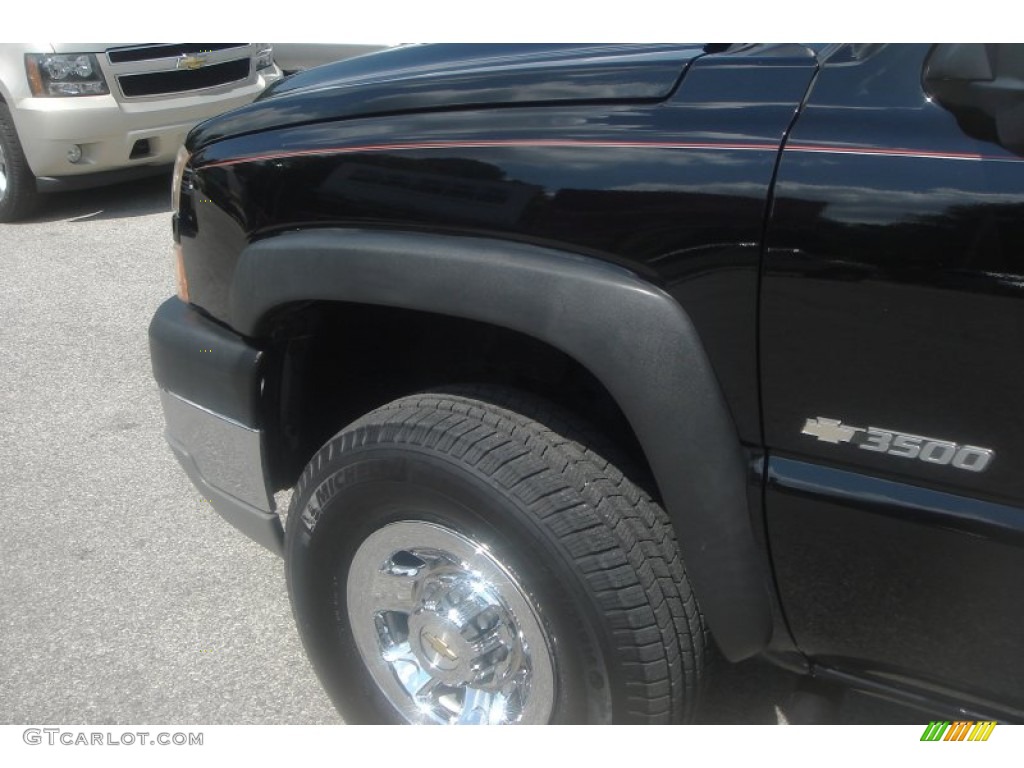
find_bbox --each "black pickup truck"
[148,43,1024,725]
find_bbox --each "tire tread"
[292,386,706,723]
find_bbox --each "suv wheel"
[0,102,38,223]
[285,388,706,724]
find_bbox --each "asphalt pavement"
[0,176,912,725]
[0,176,338,724]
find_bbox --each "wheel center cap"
[419,627,460,669]
[409,612,473,681]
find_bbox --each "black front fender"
[230,228,772,661]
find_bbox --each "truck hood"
[187,43,706,151]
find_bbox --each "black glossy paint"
[171,42,1024,714]
[764,43,1024,504]
[763,43,1024,712]
[768,457,1024,715]
[180,45,818,444]
[188,44,708,149]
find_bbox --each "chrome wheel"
[347,521,556,724]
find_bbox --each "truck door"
[762,44,1024,714]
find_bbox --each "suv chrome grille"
[118,58,251,97]
[107,43,244,64]
[105,44,254,98]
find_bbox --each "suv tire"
[0,102,37,222]
[285,388,706,724]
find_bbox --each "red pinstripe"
[196,138,1022,170]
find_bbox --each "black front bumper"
[149,297,283,555]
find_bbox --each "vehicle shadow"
[697,655,924,724]
[698,657,797,724]
[15,172,172,225]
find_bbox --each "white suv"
[0,43,282,221]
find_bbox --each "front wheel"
[285,389,706,724]
[0,103,38,223]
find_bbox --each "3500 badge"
[801,417,994,473]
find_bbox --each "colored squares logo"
[920,721,997,742]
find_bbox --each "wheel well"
[261,301,652,495]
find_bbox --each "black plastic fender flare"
[230,228,772,661]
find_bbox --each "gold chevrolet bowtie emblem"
[424,632,458,662]
[177,54,208,71]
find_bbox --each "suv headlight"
[254,45,274,70]
[25,53,109,97]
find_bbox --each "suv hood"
[48,43,124,53]
[187,43,706,151]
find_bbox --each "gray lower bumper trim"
[167,439,283,556]
[159,389,282,556]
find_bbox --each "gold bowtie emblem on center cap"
[424,632,458,661]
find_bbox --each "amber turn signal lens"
[24,56,45,97]
[174,242,189,303]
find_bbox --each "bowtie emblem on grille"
[177,54,208,71]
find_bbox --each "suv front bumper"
[13,68,281,181]
[148,297,283,555]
